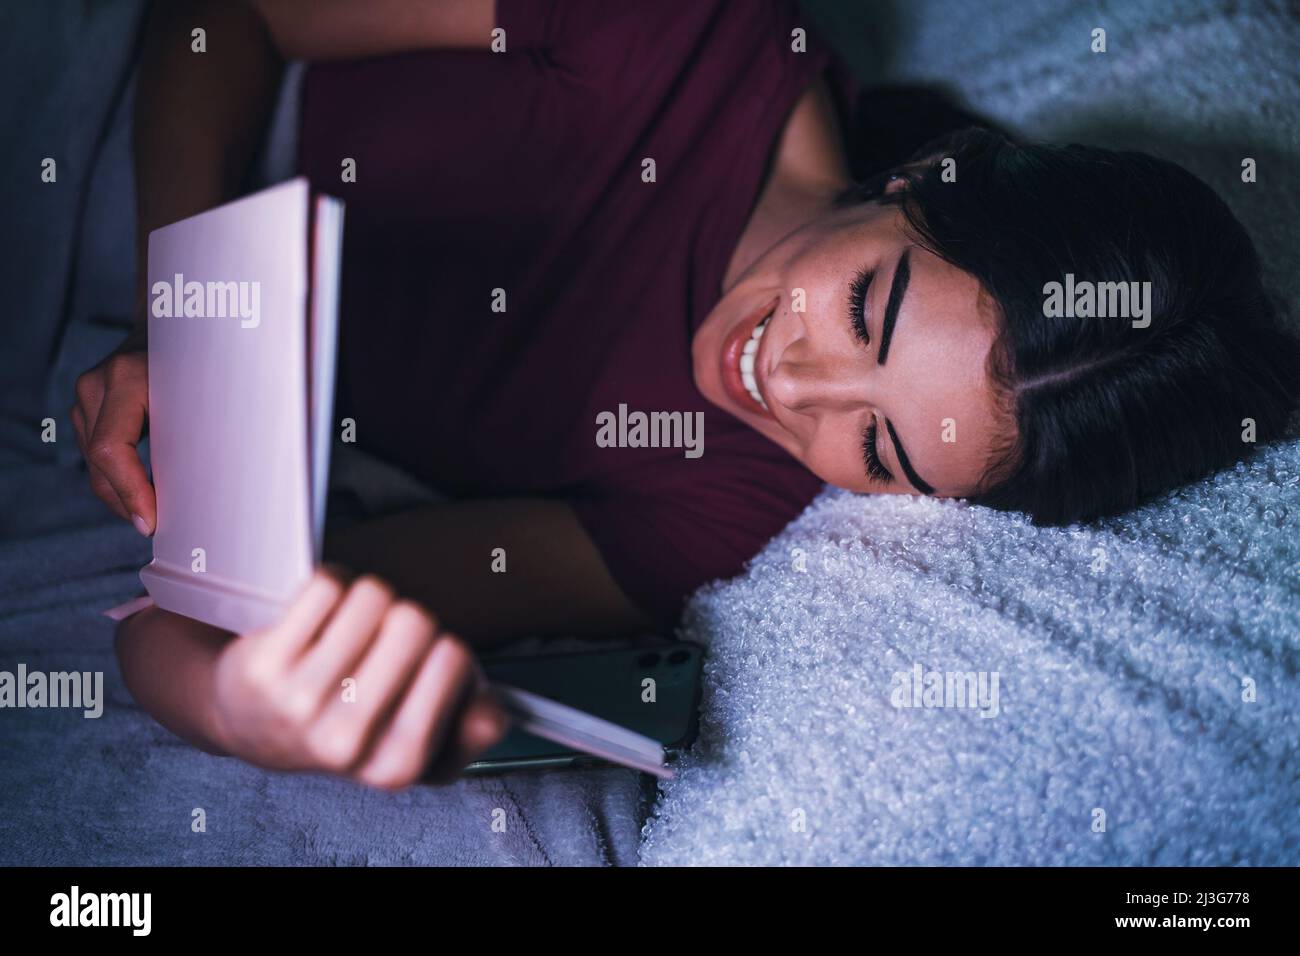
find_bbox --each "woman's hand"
[211,569,509,788]
[72,331,156,535]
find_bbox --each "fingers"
[294,575,397,683]
[255,570,348,666]
[73,368,107,439]
[304,599,435,772]
[72,380,128,521]
[86,364,155,533]
[73,404,130,521]
[70,403,89,458]
[214,570,351,763]
[73,352,154,531]
[218,567,500,789]
[355,634,498,789]
[420,689,510,786]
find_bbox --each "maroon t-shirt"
[299,0,857,625]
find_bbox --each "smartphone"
[463,641,704,775]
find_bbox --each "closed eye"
[850,267,889,482]
[848,266,873,344]
[862,420,893,484]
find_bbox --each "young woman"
[73,0,1300,788]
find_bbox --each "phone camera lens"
[638,652,661,668]
[668,649,689,665]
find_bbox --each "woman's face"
[693,196,1012,498]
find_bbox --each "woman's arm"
[116,570,508,787]
[74,1,284,532]
[114,496,649,782]
[324,498,657,648]
[115,604,233,755]
[134,0,284,327]
[250,0,495,60]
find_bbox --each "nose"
[765,345,872,415]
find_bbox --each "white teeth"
[739,309,773,410]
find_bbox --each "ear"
[885,150,949,194]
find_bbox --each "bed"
[1,0,1296,866]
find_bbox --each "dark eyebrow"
[875,249,911,365]
[885,419,935,495]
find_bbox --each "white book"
[139,178,342,635]
[111,178,670,778]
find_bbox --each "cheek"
[790,424,873,493]
[782,230,883,330]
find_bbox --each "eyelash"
[849,268,891,484]
[848,266,873,344]
[862,422,891,484]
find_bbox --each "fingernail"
[131,513,153,537]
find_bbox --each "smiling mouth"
[740,309,774,410]
[719,295,779,418]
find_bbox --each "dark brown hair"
[841,126,1300,524]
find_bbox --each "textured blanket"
[642,446,1300,865]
